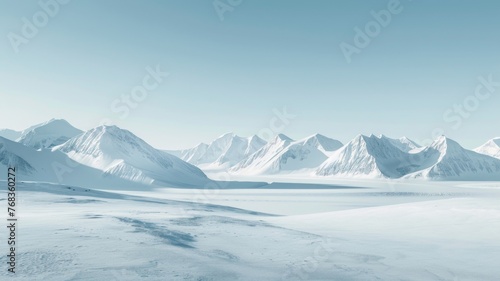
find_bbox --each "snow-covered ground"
[1,178,499,280]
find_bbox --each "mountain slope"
[405,136,500,180]
[176,133,267,169]
[0,136,100,184]
[0,137,38,178]
[193,133,237,165]
[18,119,83,149]
[173,143,209,163]
[231,134,332,175]
[0,129,22,141]
[316,135,500,180]
[55,125,208,187]
[265,134,341,173]
[0,135,160,189]
[295,133,343,154]
[474,138,500,159]
[380,135,421,152]
[213,135,267,167]
[315,134,417,179]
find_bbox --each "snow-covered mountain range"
[0,120,208,188]
[316,135,500,180]
[231,134,343,175]
[177,133,500,180]
[403,136,500,180]
[54,125,208,186]
[316,134,415,179]
[1,119,500,182]
[171,133,267,170]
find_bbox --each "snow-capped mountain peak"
[243,135,267,156]
[55,125,162,166]
[271,133,293,144]
[189,133,265,166]
[17,119,83,149]
[316,134,407,178]
[55,125,208,186]
[213,134,266,167]
[377,135,421,152]
[404,136,500,180]
[172,133,267,168]
[474,137,500,159]
[299,134,343,153]
[231,134,341,175]
[175,142,209,163]
[429,135,464,156]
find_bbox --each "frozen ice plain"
[1,179,499,281]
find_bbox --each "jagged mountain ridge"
[174,133,267,168]
[1,119,500,181]
[316,135,500,180]
[404,136,500,180]
[54,125,208,186]
[231,134,344,175]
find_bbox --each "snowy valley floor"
[1,178,500,281]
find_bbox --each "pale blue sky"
[1,0,500,149]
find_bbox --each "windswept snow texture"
[1,180,499,281]
[18,119,83,149]
[55,125,208,187]
[475,137,500,159]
